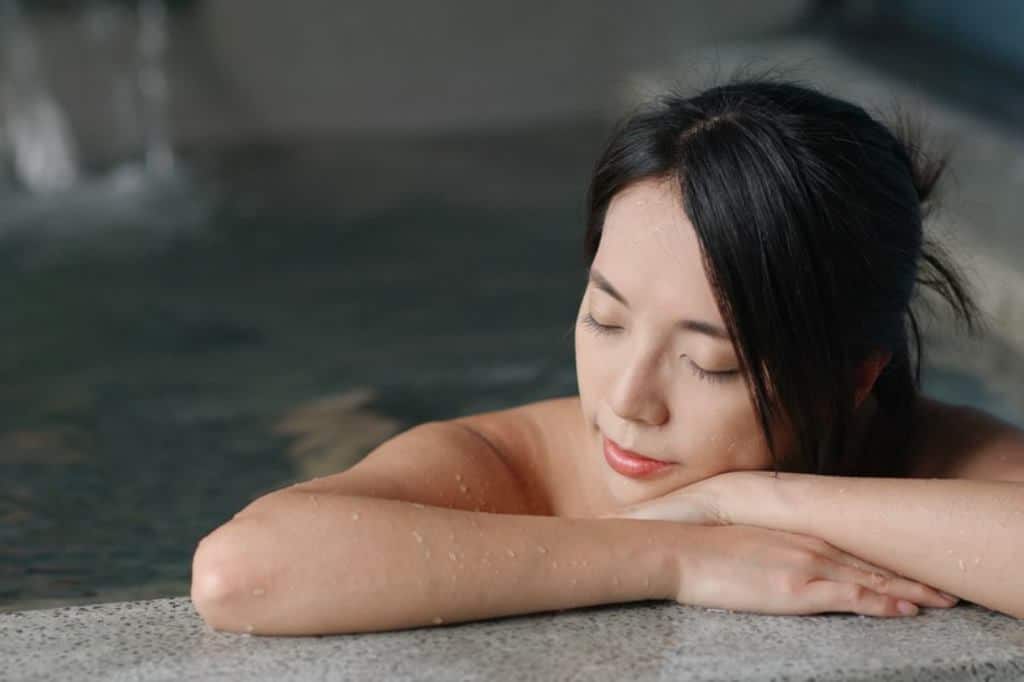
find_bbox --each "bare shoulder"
[451,395,585,517]
[908,395,1024,482]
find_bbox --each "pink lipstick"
[603,436,675,478]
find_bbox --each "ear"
[853,350,893,409]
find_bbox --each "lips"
[602,435,675,478]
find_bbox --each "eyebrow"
[587,267,731,341]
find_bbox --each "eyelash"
[580,313,737,385]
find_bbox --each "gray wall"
[15,0,808,163]
[197,0,807,136]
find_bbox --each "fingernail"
[897,600,918,615]
[939,592,959,604]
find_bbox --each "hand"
[674,525,959,617]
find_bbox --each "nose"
[608,350,669,427]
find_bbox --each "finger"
[822,562,956,609]
[801,579,918,618]
[810,544,896,577]
[814,545,955,603]
[789,538,958,607]
[819,547,959,607]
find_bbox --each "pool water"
[2,122,1021,613]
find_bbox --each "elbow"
[190,563,235,632]
[189,524,260,634]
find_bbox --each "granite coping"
[2,596,1023,681]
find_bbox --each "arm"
[191,493,684,635]
[727,471,1024,618]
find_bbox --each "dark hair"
[581,70,981,477]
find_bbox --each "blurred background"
[1,0,1022,612]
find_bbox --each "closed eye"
[580,312,620,336]
[685,360,737,384]
[580,313,740,384]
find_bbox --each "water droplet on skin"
[433,616,444,625]
[506,549,517,558]
[838,488,846,494]
[455,474,462,482]
[412,531,424,543]
[252,587,266,597]
[536,545,548,554]
[973,556,981,566]
[582,560,589,568]
[449,551,457,561]
[958,559,966,571]
[351,512,360,520]
[245,624,255,633]
[552,560,559,569]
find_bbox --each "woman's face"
[574,177,792,511]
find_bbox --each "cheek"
[575,333,619,391]
[574,326,610,428]
[670,385,773,468]
[574,328,596,402]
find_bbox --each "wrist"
[649,521,711,602]
[669,523,725,606]
[737,470,808,533]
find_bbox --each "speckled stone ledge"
[2,597,1023,681]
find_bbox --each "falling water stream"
[0,0,174,194]
[0,0,80,194]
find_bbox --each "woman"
[190,74,1024,635]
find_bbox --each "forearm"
[745,472,1024,617]
[191,492,683,635]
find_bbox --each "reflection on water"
[276,387,404,481]
[1,124,1021,613]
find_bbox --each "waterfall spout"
[0,0,81,193]
[0,0,177,195]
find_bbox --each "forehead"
[594,178,722,322]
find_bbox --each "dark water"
[2,122,1021,613]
